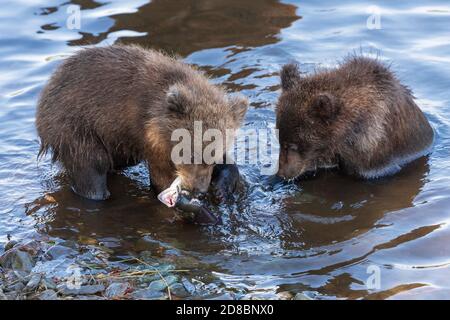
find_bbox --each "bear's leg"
[70,166,111,201]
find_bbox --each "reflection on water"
[70,0,299,55]
[283,158,430,248]
[1,0,450,299]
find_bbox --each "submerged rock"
[138,251,160,264]
[75,295,107,300]
[158,264,176,273]
[277,291,294,300]
[181,277,196,294]
[4,240,18,252]
[294,292,313,300]
[25,273,42,291]
[105,282,130,298]
[41,277,57,290]
[38,289,58,300]
[0,288,7,300]
[130,288,167,300]
[170,283,189,298]
[57,283,105,296]
[148,275,178,291]
[5,281,25,293]
[0,249,35,274]
[44,245,77,260]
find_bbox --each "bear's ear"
[229,95,248,125]
[166,85,189,115]
[309,93,341,122]
[280,63,301,90]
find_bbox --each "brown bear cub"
[276,56,434,180]
[36,45,247,200]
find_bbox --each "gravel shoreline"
[0,237,315,300]
[0,237,203,300]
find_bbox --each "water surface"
[1,0,450,299]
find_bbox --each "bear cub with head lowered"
[276,56,434,180]
[36,45,247,200]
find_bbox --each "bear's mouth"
[157,177,221,225]
[157,177,182,207]
[158,188,178,207]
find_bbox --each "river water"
[1,0,450,299]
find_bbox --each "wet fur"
[276,56,434,179]
[36,45,247,200]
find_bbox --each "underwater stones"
[181,278,197,295]
[170,283,190,298]
[38,289,58,300]
[0,288,7,300]
[294,292,313,300]
[4,240,18,252]
[148,275,178,291]
[56,283,105,296]
[0,248,35,274]
[105,282,130,298]
[25,273,42,291]
[44,245,77,260]
[130,288,167,300]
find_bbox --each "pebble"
[57,283,105,296]
[172,256,200,269]
[139,251,159,264]
[0,249,35,273]
[158,264,176,274]
[294,292,313,300]
[15,241,42,256]
[148,275,178,291]
[5,292,17,300]
[75,295,106,300]
[169,283,189,298]
[41,277,57,290]
[4,240,18,251]
[45,245,76,260]
[5,282,25,293]
[25,273,42,291]
[139,274,160,283]
[130,288,167,300]
[0,288,7,300]
[105,282,130,298]
[38,289,58,300]
[181,277,196,294]
[277,291,294,300]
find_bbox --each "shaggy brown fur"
[36,45,247,200]
[276,56,434,179]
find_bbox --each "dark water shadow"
[25,168,228,256]
[279,157,431,249]
[69,0,300,56]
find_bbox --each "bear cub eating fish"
[276,56,434,180]
[36,45,247,201]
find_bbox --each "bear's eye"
[288,144,298,151]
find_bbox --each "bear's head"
[147,81,248,194]
[276,63,342,179]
